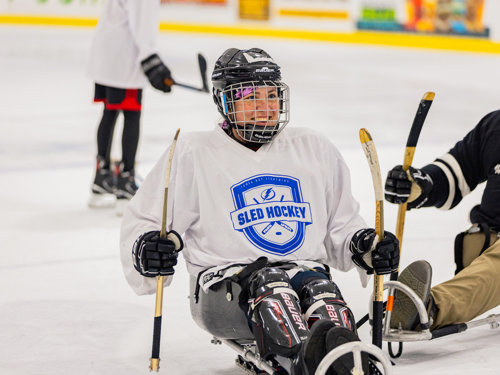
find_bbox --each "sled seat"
[189,275,253,340]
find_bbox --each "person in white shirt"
[120,47,400,375]
[87,0,173,213]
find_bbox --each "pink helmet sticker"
[235,87,256,99]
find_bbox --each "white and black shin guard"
[299,278,357,334]
[247,268,309,360]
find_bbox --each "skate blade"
[88,193,116,209]
[115,199,130,216]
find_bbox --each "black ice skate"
[88,156,116,208]
[390,260,434,331]
[114,162,138,216]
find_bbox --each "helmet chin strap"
[234,123,278,143]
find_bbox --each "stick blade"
[406,92,435,148]
[198,53,209,93]
[359,128,372,143]
[359,128,383,201]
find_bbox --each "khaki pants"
[430,231,500,330]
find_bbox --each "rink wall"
[1,0,500,54]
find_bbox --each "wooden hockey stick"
[165,54,209,93]
[386,93,435,358]
[150,128,181,372]
[359,128,385,349]
[355,93,436,333]
[391,92,435,281]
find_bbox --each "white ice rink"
[1,25,500,374]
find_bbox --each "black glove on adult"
[350,229,399,275]
[385,165,433,210]
[141,54,173,93]
[133,230,183,277]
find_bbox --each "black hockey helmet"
[212,48,290,144]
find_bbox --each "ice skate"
[114,162,138,216]
[88,156,116,208]
[390,260,433,331]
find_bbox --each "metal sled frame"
[190,275,392,374]
[368,281,500,356]
[213,337,394,375]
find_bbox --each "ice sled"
[189,275,393,375]
[366,280,500,358]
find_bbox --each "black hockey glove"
[141,54,173,93]
[133,230,183,277]
[385,165,433,210]
[350,229,399,275]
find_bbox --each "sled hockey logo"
[230,174,313,256]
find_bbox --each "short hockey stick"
[355,94,436,331]
[165,54,209,93]
[386,93,435,358]
[391,92,435,281]
[150,128,181,372]
[359,128,385,349]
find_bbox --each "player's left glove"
[350,228,399,275]
[141,54,173,93]
[132,230,183,277]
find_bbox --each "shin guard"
[247,268,309,360]
[299,279,356,334]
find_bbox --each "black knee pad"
[247,267,309,359]
[298,278,357,334]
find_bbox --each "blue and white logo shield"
[230,174,313,256]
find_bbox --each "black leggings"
[96,108,141,172]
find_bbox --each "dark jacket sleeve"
[419,110,500,220]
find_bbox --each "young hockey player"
[385,110,500,331]
[87,0,173,214]
[120,48,400,374]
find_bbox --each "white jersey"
[120,125,370,295]
[87,0,160,89]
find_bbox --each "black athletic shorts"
[93,83,143,111]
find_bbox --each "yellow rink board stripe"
[278,9,349,19]
[0,14,97,27]
[1,14,500,55]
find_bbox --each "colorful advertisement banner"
[0,0,104,16]
[357,0,489,37]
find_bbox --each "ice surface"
[1,25,500,374]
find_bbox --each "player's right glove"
[132,230,183,277]
[141,54,173,93]
[385,165,433,210]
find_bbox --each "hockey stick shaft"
[150,128,181,372]
[359,128,384,349]
[391,92,435,281]
[164,54,209,93]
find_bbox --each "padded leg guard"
[299,278,357,333]
[248,267,309,360]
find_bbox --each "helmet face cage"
[220,80,290,144]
